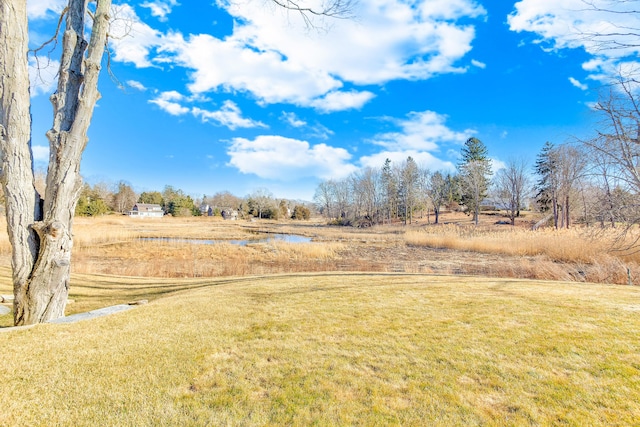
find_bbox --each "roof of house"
[133,203,162,212]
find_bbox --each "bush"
[327,218,352,226]
[292,205,311,220]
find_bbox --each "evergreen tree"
[458,137,492,225]
[398,156,419,224]
[381,158,398,223]
[75,184,110,217]
[292,205,311,220]
[534,141,559,228]
[138,191,164,206]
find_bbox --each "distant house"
[128,203,164,218]
[221,209,239,221]
[200,204,213,216]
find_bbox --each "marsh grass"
[1,273,640,425]
[405,225,618,263]
[0,215,637,284]
[405,225,640,284]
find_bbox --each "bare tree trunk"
[0,0,41,324]
[552,191,559,229]
[565,195,570,229]
[0,0,111,325]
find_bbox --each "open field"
[0,213,635,285]
[1,216,639,424]
[2,274,640,425]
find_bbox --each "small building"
[128,203,164,218]
[221,209,239,221]
[200,204,213,216]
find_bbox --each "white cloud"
[28,57,59,97]
[509,0,640,81]
[192,101,266,130]
[508,0,640,55]
[110,0,487,109]
[359,150,456,172]
[227,135,357,180]
[569,76,588,90]
[127,80,147,91]
[370,110,474,151]
[158,32,342,105]
[310,91,376,113]
[281,112,307,128]
[148,91,189,115]
[27,0,66,19]
[223,0,486,84]
[109,4,163,67]
[490,158,507,172]
[471,59,486,69]
[141,0,179,21]
[149,92,266,129]
[31,145,49,162]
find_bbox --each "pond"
[140,234,312,246]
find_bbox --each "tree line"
[68,180,312,220]
[314,89,640,234]
[313,137,496,227]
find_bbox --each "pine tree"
[534,141,559,228]
[458,137,492,225]
[381,158,398,223]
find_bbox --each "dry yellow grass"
[404,225,633,264]
[0,215,637,285]
[1,273,639,425]
[405,225,640,284]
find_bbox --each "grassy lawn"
[1,272,639,425]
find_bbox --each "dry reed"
[0,215,638,285]
[406,225,640,262]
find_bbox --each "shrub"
[292,205,311,220]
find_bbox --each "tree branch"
[270,0,355,27]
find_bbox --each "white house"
[128,203,164,218]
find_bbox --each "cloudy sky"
[26,0,640,200]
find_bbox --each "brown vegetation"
[0,214,640,284]
[0,212,636,285]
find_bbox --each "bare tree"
[350,167,381,225]
[248,188,274,219]
[578,0,640,52]
[208,191,243,212]
[425,171,450,224]
[111,181,137,213]
[556,145,586,229]
[590,81,640,192]
[535,143,585,229]
[0,0,352,325]
[314,180,336,220]
[579,76,640,245]
[494,158,531,225]
[1,0,111,325]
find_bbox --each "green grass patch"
[1,273,639,425]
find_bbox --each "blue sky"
[26,0,640,200]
